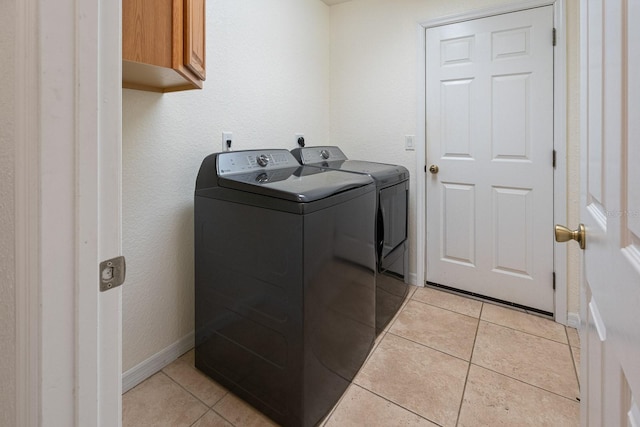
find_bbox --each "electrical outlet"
[405,135,415,151]
[222,132,233,151]
[295,133,305,147]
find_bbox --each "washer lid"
[216,150,374,203]
[220,166,373,202]
[328,160,408,179]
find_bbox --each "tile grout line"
[317,328,393,426]
[382,292,484,363]
[188,410,208,427]
[408,296,483,322]
[353,292,451,427]
[479,318,569,346]
[209,406,240,427]
[385,330,474,365]
[386,301,575,362]
[159,368,229,412]
[350,383,445,427]
[471,321,580,403]
[416,288,566,344]
[454,302,484,427]
[162,366,243,427]
[153,371,214,426]
[566,326,582,394]
[320,383,358,426]
[387,290,484,364]
[468,362,582,404]
[383,290,415,333]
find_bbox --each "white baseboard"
[122,331,194,393]
[567,312,581,329]
[407,272,420,286]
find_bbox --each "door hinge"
[100,256,126,292]
[552,272,556,290]
[552,28,557,46]
[553,150,557,168]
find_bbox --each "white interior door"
[579,0,640,424]
[425,6,555,314]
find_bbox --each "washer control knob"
[256,154,269,167]
[255,173,269,183]
[320,149,330,160]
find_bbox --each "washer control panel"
[256,154,270,167]
[217,149,299,176]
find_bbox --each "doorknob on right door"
[555,224,586,250]
[429,165,439,174]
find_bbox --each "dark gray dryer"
[291,146,409,334]
[194,149,376,427]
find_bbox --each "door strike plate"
[100,256,126,292]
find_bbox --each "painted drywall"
[122,0,330,371]
[0,0,16,424]
[328,0,582,315]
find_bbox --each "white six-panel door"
[426,6,555,313]
[580,0,640,424]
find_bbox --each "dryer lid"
[291,146,409,184]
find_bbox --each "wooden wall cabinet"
[123,0,206,93]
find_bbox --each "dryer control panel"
[293,146,348,164]
[217,149,299,176]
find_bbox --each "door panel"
[492,186,533,278]
[441,183,475,265]
[580,0,640,424]
[492,26,530,59]
[492,74,530,160]
[442,79,473,158]
[426,6,554,313]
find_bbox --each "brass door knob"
[555,224,586,250]
[429,165,439,174]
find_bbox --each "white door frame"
[15,0,123,424]
[415,0,568,324]
[14,0,41,423]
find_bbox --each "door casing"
[415,0,569,325]
[14,0,123,424]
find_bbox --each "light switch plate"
[405,135,415,151]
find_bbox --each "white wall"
[122,0,330,372]
[328,0,581,315]
[0,0,16,423]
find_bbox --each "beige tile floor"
[123,286,581,427]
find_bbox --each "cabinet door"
[184,0,206,80]
[123,0,173,67]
